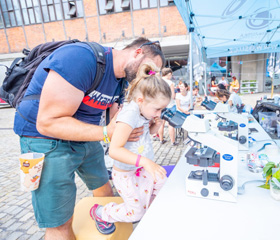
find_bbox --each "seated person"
[176,82,191,117]
[215,89,242,113]
[190,86,202,107]
[229,76,239,92]
[210,76,218,92]
[218,76,229,89]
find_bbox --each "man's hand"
[107,109,121,138]
[127,126,144,142]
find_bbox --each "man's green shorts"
[20,137,109,228]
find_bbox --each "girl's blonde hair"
[126,63,171,102]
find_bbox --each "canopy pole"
[189,32,193,109]
[271,72,274,98]
[226,57,227,78]
[204,62,207,96]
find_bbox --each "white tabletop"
[129,119,280,240]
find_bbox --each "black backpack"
[0,39,106,108]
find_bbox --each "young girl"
[176,82,191,117]
[90,63,171,234]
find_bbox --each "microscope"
[193,102,249,151]
[182,115,238,203]
[216,112,249,151]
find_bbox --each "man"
[13,37,165,239]
[218,76,229,89]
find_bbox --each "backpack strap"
[19,42,107,125]
[105,78,127,125]
[20,41,106,104]
[0,58,22,76]
[83,42,106,95]
[0,63,9,72]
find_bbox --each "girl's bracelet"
[136,154,141,167]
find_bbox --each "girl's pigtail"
[127,63,159,102]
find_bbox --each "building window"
[62,0,83,19]
[40,0,62,22]
[98,0,170,15]
[132,0,158,10]
[159,0,168,7]
[167,0,175,6]
[0,0,24,27]
[0,0,83,28]
[121,0,129,10]
[104,0,114,13]
[0,13,4,28]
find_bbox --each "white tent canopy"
[174,0,280,58]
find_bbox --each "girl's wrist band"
[136,154,141,167]
[103,126,110,143]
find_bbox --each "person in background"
[158,68,177,146]
[176,82,191,117]
[229,76,239,93]
[210,76,218,93]
[218,76,229,89]
[89,63,170,233]
[192,86,202,104]
[215,89,242,113]
[175,80,183,93]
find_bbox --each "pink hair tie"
[148,70,156,75]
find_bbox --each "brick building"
[1,0,271,92]
[0,0,188,63]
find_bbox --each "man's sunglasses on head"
[139,41,161,50]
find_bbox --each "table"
[129,118,280,240]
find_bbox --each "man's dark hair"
[182,82,188,88]
[161,67,172,77]
[124,37,165,68]
[217,83,226,90]
[211,76,216,81]
[216,89,230,100]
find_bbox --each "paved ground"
[0,106,186,240]
[0,92,278,239]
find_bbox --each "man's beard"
[124,56,144,83]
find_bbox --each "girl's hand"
[141,157,167,181]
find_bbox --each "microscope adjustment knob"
[239,135,247,144]
[201,188,209,197]
[220,175,234,191]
